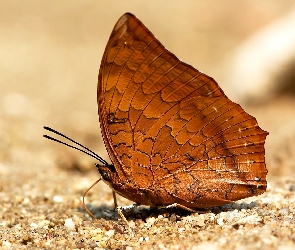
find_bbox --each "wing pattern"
[98,13,268,207]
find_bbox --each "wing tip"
[114,13,137,32]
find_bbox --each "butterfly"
[44,13,268,223]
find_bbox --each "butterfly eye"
[101,171,111,182]
[95,164,112,182]
[100,168,111,182]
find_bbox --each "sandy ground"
[1,1,295,249]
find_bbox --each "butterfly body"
[97,13,268,209]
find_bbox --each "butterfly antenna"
[43,126,108,166]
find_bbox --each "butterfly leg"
[82,179,102,219]
[116,207,129,226]
[116,204,139,227]
[165,203,208,214]
[112,190,118,209]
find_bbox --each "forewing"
[98,13,223,180]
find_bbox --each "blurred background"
[1,0,295,205]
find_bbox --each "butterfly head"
[95,163,117,186]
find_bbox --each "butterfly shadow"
[78,200,263,227]
[78,202,209,223]
[77,203,118,221]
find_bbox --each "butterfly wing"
[98,13,268,207]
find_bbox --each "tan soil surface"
[1,1,294,249]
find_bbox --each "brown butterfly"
[44,13,268,222]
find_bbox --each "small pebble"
[99,240,107,248]
[91,235,103,242]
[53,196,64,203]
[89,241,98,248]
[196,216,205,227]
[105,229,115,237]
[30,222,38,229]
[129,220,136,228]
[146,217,156,225]
[217,218,224,226]
[64,218,75,230]
[2,240,11,248]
